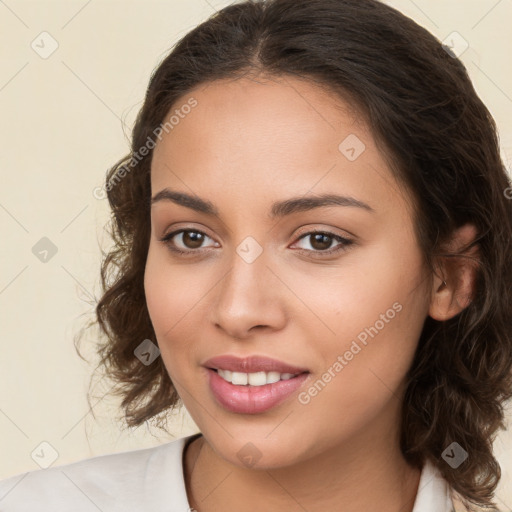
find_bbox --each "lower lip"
[206,368,310,414]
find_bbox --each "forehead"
[152,75,366,174]
[150,75,412,220]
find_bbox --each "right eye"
[159,229,220,255]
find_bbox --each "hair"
[77,0,512,510]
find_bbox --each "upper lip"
[203,355,309,374]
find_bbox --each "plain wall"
[1,0,511,508]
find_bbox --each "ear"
[429,223,480,321]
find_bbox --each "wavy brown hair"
[77,0,512,509]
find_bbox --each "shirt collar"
[411,459,455,512]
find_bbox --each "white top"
[0,434,455,511]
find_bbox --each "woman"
[1,0,511,511]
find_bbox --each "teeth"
[231,372,248,385]
[216,369,299,386]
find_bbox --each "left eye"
[292,231,353,255]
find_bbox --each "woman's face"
[145,75,432,468]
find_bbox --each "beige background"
[1,0,511,509]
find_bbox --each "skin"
[144,75,477,512]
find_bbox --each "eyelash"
[159,228,354,258]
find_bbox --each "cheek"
[294,252,428,418]
[286,247,427,354]
[296,302,423,441]
[143,247,207,365]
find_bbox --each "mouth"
[202,355,311,414]
[208,368,308,387]
[204,356,311,414]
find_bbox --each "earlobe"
[428,223,480,321]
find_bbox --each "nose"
[209,250,287,340]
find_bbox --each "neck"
[183,422,421,512]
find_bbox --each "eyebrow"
[150,188,375,218]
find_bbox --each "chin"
[204,428,309,470]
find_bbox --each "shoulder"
[0,435,196,512]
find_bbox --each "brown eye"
[181,231,205,249]
[160,229,218,255]
[309,233,334,251]
[292,230,354,257]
